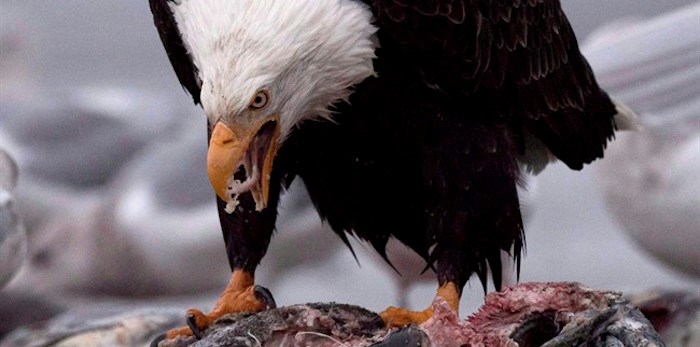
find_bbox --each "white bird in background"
[0,86,192,296]
[104,120,342,296]
[585,3,700,278]
[105,117,229,296]
[7,119,220,297]
[8,115,342,298]
[0,17,186,234]
[0,149,26,289]
[0,85,186,233]
[0,19,200,294]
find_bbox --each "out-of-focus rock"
[585,3,700,278]
[1,306,182,347]
[631,290,700,347]
[0,149,26,288]
[0,291,64,338]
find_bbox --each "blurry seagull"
[0,85,185,234]
[585,3,700,278]
[8,117,341,298]
[105,118,343,296]
[7,118,225,297]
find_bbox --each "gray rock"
[1,307,182,347]
[0,291,64,338]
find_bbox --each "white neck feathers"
[170,0,377,138]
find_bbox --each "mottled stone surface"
[2,283,670,347]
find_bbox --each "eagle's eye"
[249,90,270,109]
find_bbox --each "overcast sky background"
[1,1,698,313]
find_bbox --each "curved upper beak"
[206,115,281,211]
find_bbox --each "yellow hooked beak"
[206,115,281,211]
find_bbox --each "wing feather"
[364,0,618,169]
[149,0,201,105]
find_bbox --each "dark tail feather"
[488,250,503,291]
[337,230,361,267]
[478,259,489,295]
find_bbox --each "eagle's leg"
[164,171,282,339]
[164,269,273,339]
[380,281,460,327]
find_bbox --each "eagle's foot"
[380,306,435,327]
[380,281,460,328]
[163,270,274,340]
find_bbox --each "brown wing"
[363,0,618,169]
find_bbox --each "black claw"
[254,285,277,309]
[186,313,205,340]
[150,332,167,347]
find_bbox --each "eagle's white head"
[170,0,377,211]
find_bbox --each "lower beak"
[206,116,281,211]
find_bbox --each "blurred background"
[1,0,698,344]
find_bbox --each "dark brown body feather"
[150,0,617,294]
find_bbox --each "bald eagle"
[149,0,633,338]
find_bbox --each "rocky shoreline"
[5,283,694,347]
